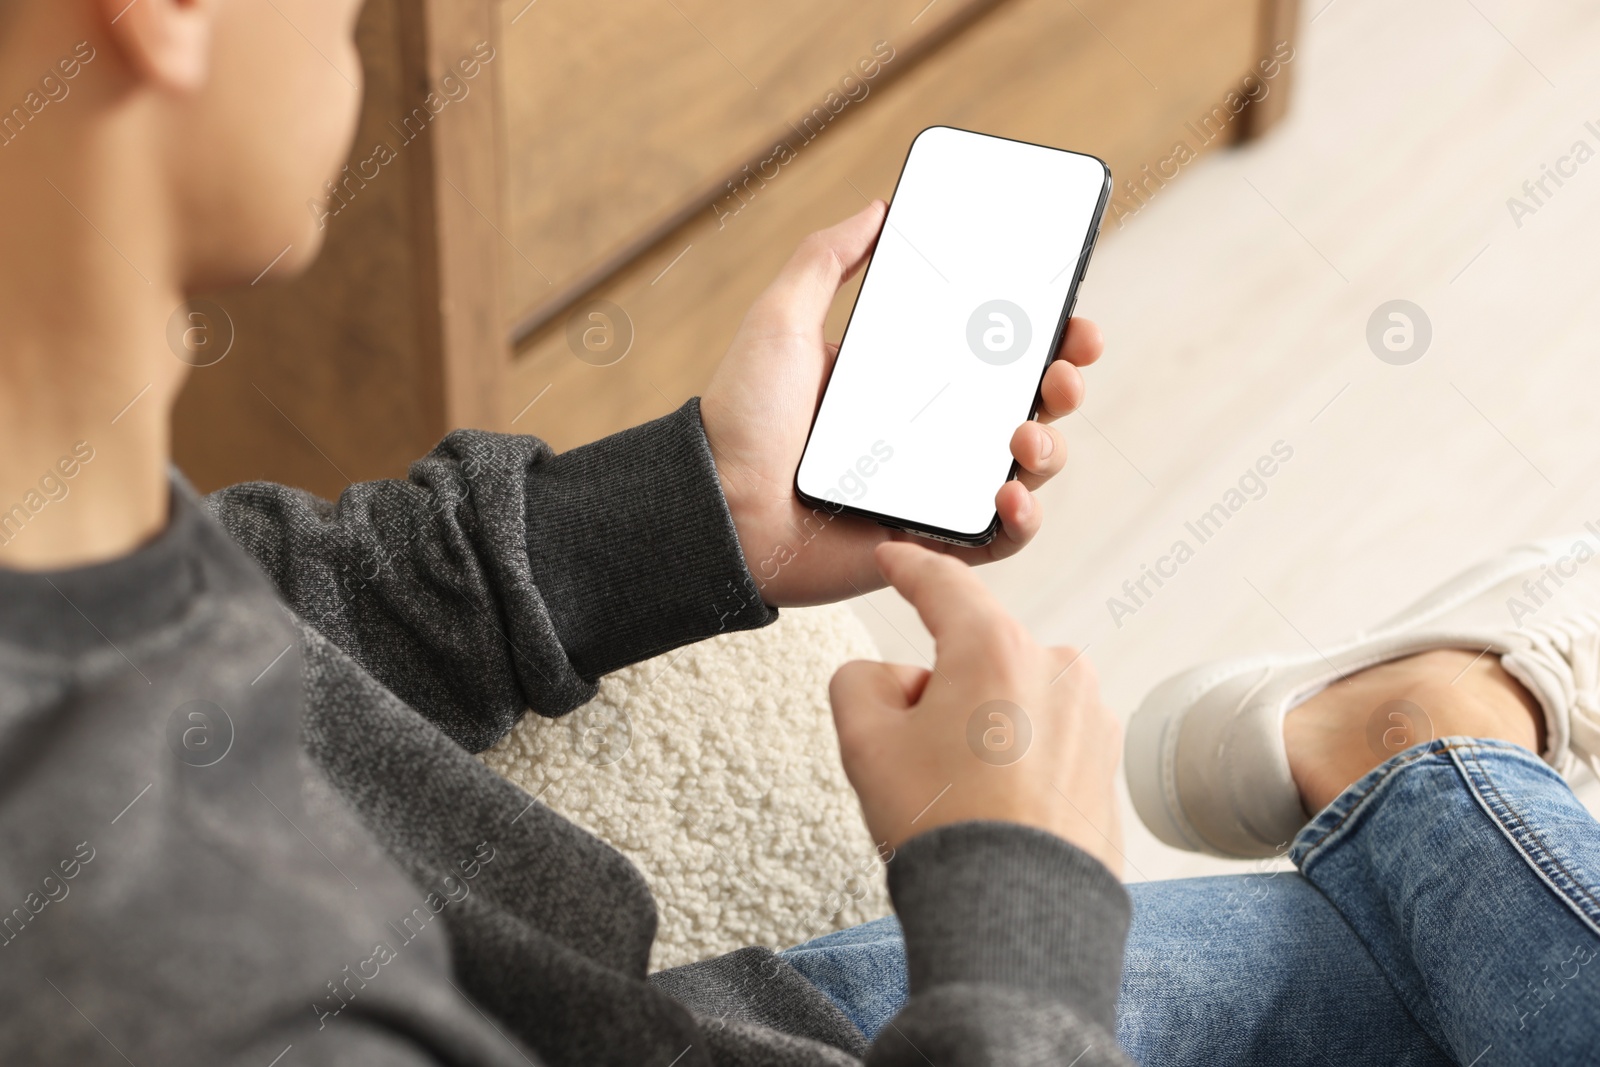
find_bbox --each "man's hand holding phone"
[700,202,1104,609]
[830,542,1122,871]
[701,168,1117,863]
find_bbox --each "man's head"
[0,0,366,292]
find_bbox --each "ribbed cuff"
[887,821,1130,1034]
[523,398,776,679]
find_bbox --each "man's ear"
[96,0,217,91]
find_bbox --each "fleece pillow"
[479,603,893,971]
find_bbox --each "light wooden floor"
[850,0,1600,883]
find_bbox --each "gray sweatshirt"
[0,400,1132,1066]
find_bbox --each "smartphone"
[794,126,1110,545]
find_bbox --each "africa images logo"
[966,300,1032,366]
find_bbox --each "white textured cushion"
[480,603,892,970]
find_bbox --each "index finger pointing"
[874,541,1009,643]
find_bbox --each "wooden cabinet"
[175,0,1296,496]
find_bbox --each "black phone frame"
[792,125,1113,547]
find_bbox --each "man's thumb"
[830,659,928,718]
[761,201,886,331]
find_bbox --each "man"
[0,1,1128,1064]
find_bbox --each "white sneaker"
[1125,532,1600,858]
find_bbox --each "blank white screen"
[796,126,1107,538]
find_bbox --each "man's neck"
[0,139,186,572]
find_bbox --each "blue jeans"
[781,739,1600,1065]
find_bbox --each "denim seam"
[1291,740,1572,1059]
[1451,745,1600,938]
[1295,744,1468,862]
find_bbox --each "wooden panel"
[173,0,505,499]
[1238,0,1299,140]
[422,0,509,433]
[503,0,1265,452]
[495,0,1001,336]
